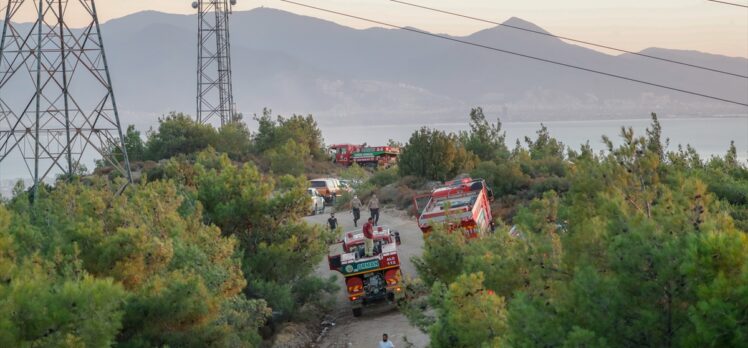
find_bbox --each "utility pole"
[193,0,237,126]
[0,0,131,197]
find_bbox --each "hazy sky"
[8,0,748,57]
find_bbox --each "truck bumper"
[388,286,405,301]
[349,296,364,309]
[349,285,404,308]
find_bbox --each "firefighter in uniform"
[363,217,374,257]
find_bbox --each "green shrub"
[471,160,530,197]
[215,122,252,160]
[399,127,477,181]
[145,112,218,161]
[253,109,326,160]
[266,140,310,176]
[1,179,265,347]
[528,176,570,197]
[370,166,399,187]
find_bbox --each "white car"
[307,188,326,215]
[338,179,358,193]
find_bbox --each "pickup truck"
[310,178,340,204]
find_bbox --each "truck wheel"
[352,307,362,317]
[311,204,317,215]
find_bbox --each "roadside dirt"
[304,208,429,348]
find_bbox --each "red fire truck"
[329,144,400,168]
[414,178,494,239]
[328,226,404,317]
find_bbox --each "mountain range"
[5,8,748,127]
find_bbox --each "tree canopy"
[458,107,509,162]
[252,108,326,161]
[1,147,337,346]
[0,178,266,347]
[399,127,477,181]
[145,112,219,161]
[410,114,748,347]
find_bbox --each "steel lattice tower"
[194,0,236,126]
[0,0,131,193]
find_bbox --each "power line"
[706,0,748,8]
[390,0,747,79]
[278,0,748,107]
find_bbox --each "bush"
[399,127,477,181]
[215,122,252,160]
[253,109,326,160]
[145,112,218,161]
[528,176,570,197]
[471,160,530,197]
[706,179,748,206]
[123,125,146,162]
[1,180,266,347]
[267,140,310,176]
[370,166,399,187]
[378,183,418,211]
[458,107,510,162]
[340,163,368,184]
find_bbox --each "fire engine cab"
[414,177,494,239]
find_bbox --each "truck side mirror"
[487,188,495,202]
[394,231,401,245]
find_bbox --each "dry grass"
[379,182,419,213]
[305,160,342,179]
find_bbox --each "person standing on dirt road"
[327,212,338,231]
[363,217,375,257]
[350,195,362,227]
[368,194,380,225]
[378,333,394,348]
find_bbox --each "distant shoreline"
[2,115,746,197]
[318,114,748,129]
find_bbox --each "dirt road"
[305,208,429,348]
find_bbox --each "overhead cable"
[390,0,747,79]
[706,0,748,8]
[278,0,748,107]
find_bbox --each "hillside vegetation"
[395,110,748,347]
[1,106,745,347]
[0,109,336,347]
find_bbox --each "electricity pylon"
[193,0,236,126]
[0,0,132,195]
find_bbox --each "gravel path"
[304,208,429,348]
